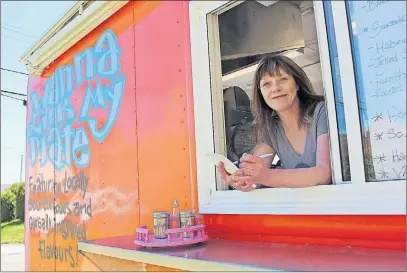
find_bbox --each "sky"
[1,1,76,185]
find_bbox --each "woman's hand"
[236,153,269,186]
[217,162,254,192]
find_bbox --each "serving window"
[189,0,406,215]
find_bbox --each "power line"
[1,68,29,76]
[2,146,18,150]
[1,93,25,101]
[1,89,27,97]
[1,26,37,38]
[1,93,27,106]
[1,33,31,44]
[1,22,33,33]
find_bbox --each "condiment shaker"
[153,211,170,239]
[179,210,196,238]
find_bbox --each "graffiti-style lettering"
[72,127,90,167]
[27,29,125,169]
[38,240,76,268]
[73,47,94,89]
[94,29,122,78]
[63,170,89,198]
[78,75,125,142]
[73,199,92,217]
[55,64,74,100]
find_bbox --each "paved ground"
[1,244,25,271]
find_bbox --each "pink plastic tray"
[134,224,208,248]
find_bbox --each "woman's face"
[259,68,299,113]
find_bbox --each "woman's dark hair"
[251,54,324,145]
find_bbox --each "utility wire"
[2,146,18,150]
[1,26,37,38]
[1,93,27,106]
[1,68,29,76]
[1,93,26,102]
[1,22,33,33]
[1,89,27,97]
[1,33,31,44]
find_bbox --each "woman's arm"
[217,142,275,191]
[238,133,332,188]
[252,142,276,167]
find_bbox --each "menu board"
[348,1,406,181]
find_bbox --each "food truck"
[20,0,406,271]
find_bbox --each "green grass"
[1,219,24,244]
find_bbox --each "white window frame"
[189,0,406,215]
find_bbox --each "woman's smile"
[272,94,288,100]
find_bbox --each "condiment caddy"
[134,200,208,248]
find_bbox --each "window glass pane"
[323,0,351,181]
[346,1,406,181]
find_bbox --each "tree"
[1,181,25,222]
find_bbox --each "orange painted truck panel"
[25,69,57,272]
[133,0,197,230]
